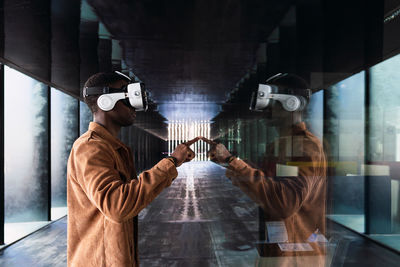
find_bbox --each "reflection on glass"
[80,101,92,135]
[325,72,366,233]
[51,88,78,220]
[304,90,324,140]
[4,66,49,243]
[212,77,329,266]
[326,72,365,168]
[369,54,400,250]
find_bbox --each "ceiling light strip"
[384,7,400,24]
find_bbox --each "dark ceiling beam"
[98,38,112,73]
[3,0,51,81]
[79,20,99,93]
[322,0,384,86]
[51,0,81,96]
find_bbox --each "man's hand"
[170,137,199,167]
[200,137,232,163]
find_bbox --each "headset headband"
[268,86,312,98]
[83,86,127,97]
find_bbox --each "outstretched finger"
[184,137,200,147]
[200,136,217,146]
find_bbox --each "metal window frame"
[0,63,4,245]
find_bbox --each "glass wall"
[1,66,99,245]
[325,71,366,232]
[4,66,50,244]
[0,65,168,246]
[51,88,79,220]
[80,101,92,135]
[368,54,400,250]
[303,90,324,140]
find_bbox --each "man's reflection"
[203,73,328,264]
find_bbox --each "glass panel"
[51,88,78,220]
[80,101,92,135]
[325,71,366,233]
[4,66,49,244]
[368,54,400,250]
[304,90,324,140]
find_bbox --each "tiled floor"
[0,161,399,266]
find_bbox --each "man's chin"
[121,119,135,127]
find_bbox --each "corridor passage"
[138,161,259,266]
[1,161,400,267]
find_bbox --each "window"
[325,71,366,233]
[51,88,78,220]
[4,66,49,244]
[304,90,324,140]
[368,54,400,250]
[80,101,92,135]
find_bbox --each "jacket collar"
[88,122,126,150]
[293,122,307,133]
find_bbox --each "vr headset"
[250,74,311,112]
[83,71,148,112]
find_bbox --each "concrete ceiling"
[87,0,292,121]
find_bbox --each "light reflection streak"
[167,120,211,161]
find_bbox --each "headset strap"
[83,86,126,97]
[268,85,312,98]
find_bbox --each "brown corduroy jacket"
[67,122,177,267]
[226,122,327,245]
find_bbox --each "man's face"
[107,79,136,127]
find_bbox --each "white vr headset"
[83,82,148,112]
[250,83,311,112]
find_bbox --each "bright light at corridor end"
[168,121,211,161]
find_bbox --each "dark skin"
[93,80,135,137]
[200,137,232,164]
[171,138,199,167]
[93,79,199,166]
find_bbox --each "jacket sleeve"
[71,140,178,223]
[226,158,311,220]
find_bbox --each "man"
[67,72,198,267]
[202,73,327,256]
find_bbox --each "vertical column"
[168,123,171,156]
[0,0,4,245]
[185,121,187,142]
[201,122,203,161]
[204,122,206,159]
[177,121,180,146]
[195,121,198,161]
[207,123,210,159]
[174,122,177,150]
[0,0,3,60]
[171,122,173,152]
[180,122,183,144]
[0,64,4,245]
